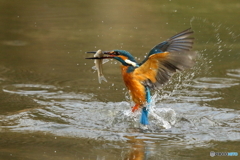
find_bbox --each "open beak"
[85,51,115,59]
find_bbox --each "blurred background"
[0,0,239,159]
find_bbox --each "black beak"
[85,51,113,59]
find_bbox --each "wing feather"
[134,28,195,90]
[134,51,196,90]
[140,28,194,65]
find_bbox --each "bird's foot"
[131,104,140,112]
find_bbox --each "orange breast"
[121,65,146,105]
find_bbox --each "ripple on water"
[1,40,29,46]
[226,68,240,78]
[0,82,240,147]
[185,77,239,89]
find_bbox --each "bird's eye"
[115,51,120,55]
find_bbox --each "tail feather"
[140,87,151,125]
[140,107,149,125]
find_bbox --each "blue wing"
[139,28,194,66]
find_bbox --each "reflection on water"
[1,0,240,159]
[125,136,145,160]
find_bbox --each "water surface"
[0,0,240,159]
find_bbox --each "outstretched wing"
[134,51,196,89]
[140,28,194,65]
[134,28,195,90]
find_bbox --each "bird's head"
[86,50,139,67]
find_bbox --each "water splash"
[147,93,177,129]
[1,81,240,145]
[110,93,177,130]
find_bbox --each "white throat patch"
[125,59,137,67]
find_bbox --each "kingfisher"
[86,28,195,126]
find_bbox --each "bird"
[86,28,195,126]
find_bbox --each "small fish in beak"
[92,49,107,84]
